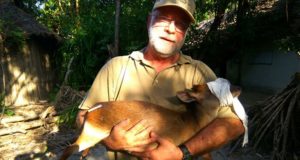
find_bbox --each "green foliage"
[14,0,298,89]
[33,0,154,89]
[0,93,14,116]
[36,0,114,89]
[119,0,153,53]
[57,104,79,126]
[21,0,222,89]
[0,19,3,33]
[195,0,215,20]
[275,36,300,53]
[47,87,60,103]
[5,28,25,49]
[0,20,25,50]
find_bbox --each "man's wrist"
[178,144,192,160]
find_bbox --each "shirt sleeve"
[217,105,239,119]
[192,60,217,84]
[78,62,111,110]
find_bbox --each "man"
[76,0,245,159]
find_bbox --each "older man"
[76,0,245,159]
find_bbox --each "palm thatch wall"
[0,1,60,106]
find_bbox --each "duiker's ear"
[230,85,241,97]
[176,91,196,103]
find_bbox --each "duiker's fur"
[60,83,240,160]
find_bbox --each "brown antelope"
[59,80,242,160]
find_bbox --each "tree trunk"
[0,34,5,95]
[13,0,25,9]
[113,0,121,58]
[236,0,249,29]
[58,0,63,12]
[235,0,249,84]
[0,34,3,55]
[75,0,79,15]
[285,0,289,23]
[209,0,230,32]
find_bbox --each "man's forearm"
[184,118,244,156]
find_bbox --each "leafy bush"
[57,104,79,127]
[0,93,14,116]
[0,20,25,50]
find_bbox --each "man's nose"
[165,21,176,33]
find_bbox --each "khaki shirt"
[79,50,239,159]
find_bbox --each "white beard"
[148,26,186,58]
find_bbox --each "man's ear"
[176,91,196,103]
[230,85,241,97]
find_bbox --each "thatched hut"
[0,1,60,106]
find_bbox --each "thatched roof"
[0,1,60,42]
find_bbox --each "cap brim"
[153,4,195,23]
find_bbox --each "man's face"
[148,7,191,58]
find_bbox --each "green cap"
[153,0,196,23]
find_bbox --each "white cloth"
[207,78,248,146]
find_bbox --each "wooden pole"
[0,34,6,120]
[0,34,5,94]
[113,0,121,57]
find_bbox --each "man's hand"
[133,132,183,160]
[103,119,155,152]
[76,109,87,129]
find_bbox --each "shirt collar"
[129,49,193,65]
